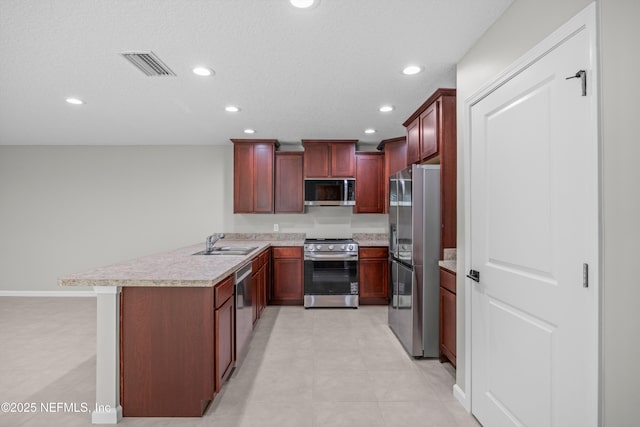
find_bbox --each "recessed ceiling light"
[402,65,422,75]
[225,106,240,113]
[65,97,84,105]
[290,0,318,9]
[244,129,256,134]
[192,67,214,77]
[379,105,394,113]
[364,129,376,134]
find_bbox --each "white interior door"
[469,6,598,427]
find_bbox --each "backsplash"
[228,206,388,238]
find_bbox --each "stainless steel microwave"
[304,179,355,206]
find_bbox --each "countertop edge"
[438,260,457,274]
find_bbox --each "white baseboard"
[0,290,96,297]
[92,405,122,424]
[453,384,471,412]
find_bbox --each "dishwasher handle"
[235,263,252,283]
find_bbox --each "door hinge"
[583,263,589,288]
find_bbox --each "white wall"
[456,0,640,425]
[0,145,229,291]
[0,145,386,292]
[599,0,640,424]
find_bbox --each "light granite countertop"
[59,239,304,288]
[353,233,388,247]
[58,233,390,288]
[438,248,457,274]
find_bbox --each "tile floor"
[0,297,480,427]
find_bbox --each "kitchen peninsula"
[59,232,386,424]
[59,234,304,424]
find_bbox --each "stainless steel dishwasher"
[234,263,253,367]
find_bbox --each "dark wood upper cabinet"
[231,139,279,214]
[420,103,438,159]
[275,152,304,213]
[302,139,357,178]
[331,141,357,177]
[406,119,421,165]
[403,88,457,258]
[377,136,407,214]
[354,152,384,214]
[403,88,456,164]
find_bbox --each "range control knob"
[348,244,354,251]
[341,245,346,250]
[328,245,334,250]
[316,245,323,250]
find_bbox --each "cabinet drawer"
[272,246,302,259]
[259,249,270,266]
[214,275,234,309]
[440,268,456,294]
[359,247,388,259]
[251,257,261,272]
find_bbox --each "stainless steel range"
[303,238,359,308]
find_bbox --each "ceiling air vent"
[120,51,176,76]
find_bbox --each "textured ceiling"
[0,0,513,146]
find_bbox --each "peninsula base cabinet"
[439,268,456,367]
[358,247,389,304]
[270,246,303,305]
[120,276,235,417]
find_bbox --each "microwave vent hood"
[304,178,355,206]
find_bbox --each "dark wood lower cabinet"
[439,268,456,367]
[252,249,271,324]
[120,286,215,417]
[120,275,236,417]
[214,277,235,392]
[358,247,389,305]
[270,247,303,305]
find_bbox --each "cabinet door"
[271,258,303,305]
[359,259,389,303]
[439,287,456,367]
[253,143,275,213]
[303,143,329,178]
[251,271,259,325]
[233,143,254,213]
[215,296,235,392]
[406,118,420,165]
[275,152,304,213]
[331,143,355,177]
[386,138,407,176]
[355,153,384,213]
[420,102,438,160]
[358,247,389,304]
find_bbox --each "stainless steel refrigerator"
[388,164,441,357]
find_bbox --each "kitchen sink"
[193,246,258,256]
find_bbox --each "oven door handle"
[304,253,358,261]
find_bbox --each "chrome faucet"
[206,233,225,252]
